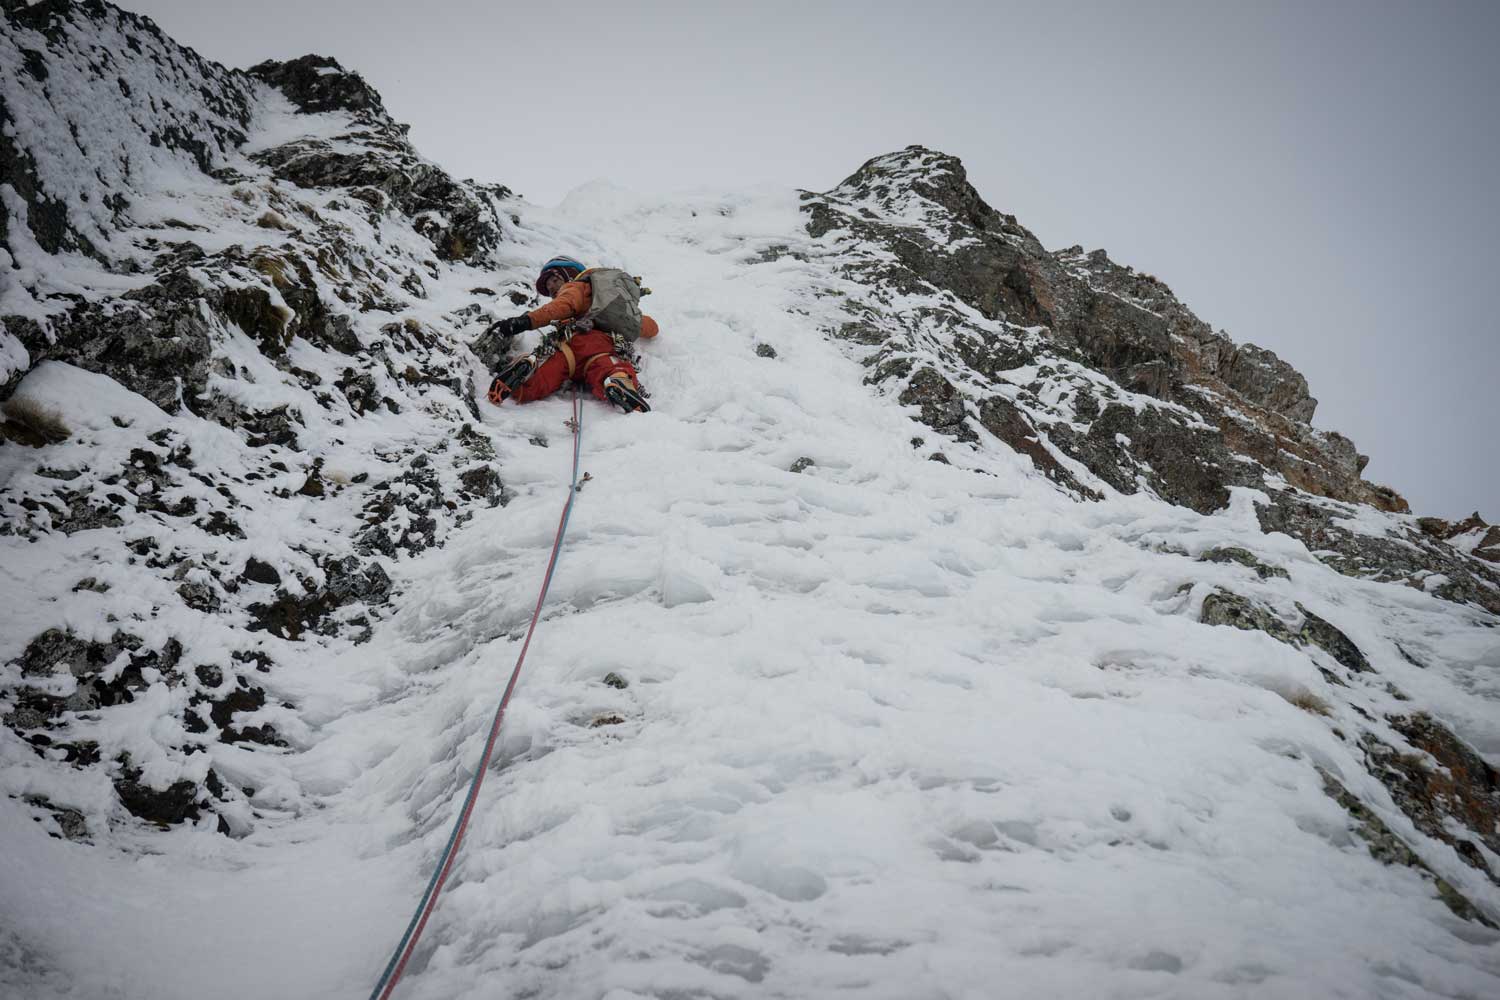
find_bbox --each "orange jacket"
[527,277,659,339]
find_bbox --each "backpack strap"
[558,341,577,379]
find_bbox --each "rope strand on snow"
[370,386,585,1000]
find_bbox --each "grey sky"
[119,0,1498,518]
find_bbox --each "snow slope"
[7,177,1500,999]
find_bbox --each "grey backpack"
[581,268,646,342]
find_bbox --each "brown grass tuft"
[1,397,71,445]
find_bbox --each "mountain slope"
[2,5,1498,998]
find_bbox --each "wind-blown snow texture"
[3,4,1499,999]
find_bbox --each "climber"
[484,256,657,413]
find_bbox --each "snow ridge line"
[371,387,585,1000]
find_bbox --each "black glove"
[485,314,531,339]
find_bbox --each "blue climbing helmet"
[535,256,586,295]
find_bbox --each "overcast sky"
[120,0,1498,518]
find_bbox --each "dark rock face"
[247,55,386,116]
[1297,605,1372,673]
[1198,546,1289,580]
[241,558,281,585]
[1220,343,1317,424]
[357,457,445,556]
[208,680,284,747]
[114,765,201,826]
[1319,769,1494,927]
[803,145,1405,516]
[1258,490,1500,616]
[458,464,503,506]
[1050,403,1261,515]
[1,0,253,258]
[898,368,975,443]
[1419,512,1500,565]
[247,556,392,640]
[4,629,181,729]
[246,89,507,264]
[1362,716,1500,887]
[469,322,517,372]
[975,396,1097,499]
[5,271,216,411]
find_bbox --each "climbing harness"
[370,386,585,1000]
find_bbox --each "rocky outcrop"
[1047,401,1263,515]
[1198,588,1499,924]
[1364,715,1500,887]
[1319,769,1494,927]
[803,145,1406,516]
[1201,588,1373,676]
[246,555,392,642]
[1257,490,1500,616]
[1419,512,1500,565]
[247,57,507,265]
[0,1,519,839]
[975,395,1099,499]
[246,54,386,116]
[799,145,1500,627]
[1,0,254,258]
[4,270,216,410]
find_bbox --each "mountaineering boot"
[487,354,537,404]
[602,373,650,414]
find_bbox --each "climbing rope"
[371,387,585,1000]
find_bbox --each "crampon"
[602,374,650,413]
[487,354,537,404]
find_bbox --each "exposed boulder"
[898,368,975,443]
[113,757,201,827]
[247,55,386,116]
[1200,589,1372,679]
[1297,604,1372,674]
[1197,546,1289,580]
[1199,590,1299,645]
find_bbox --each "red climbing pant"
[511,331,641,405]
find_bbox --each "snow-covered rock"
[2,5,1498,999]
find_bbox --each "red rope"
[372,388,583,999]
